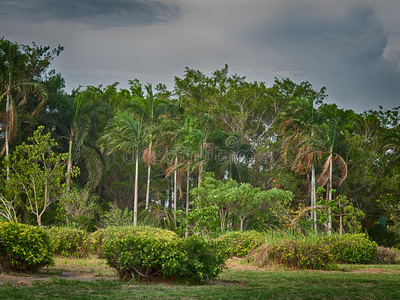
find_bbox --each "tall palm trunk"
[66,134,73,192]
[311,162,317,233]
[185,169,190,238]
[134,150,139,226]
[198,141,204,188]
[145,142,152,209]
[173,156,178,226]
[5,86,11,181]
[327,155,333,235]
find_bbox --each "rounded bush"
[215,230,266,258]
[48,227,89,258]
[323,233,378,264]
[102,226,226,282]
[256,240,334,270]
[0,222,54,272]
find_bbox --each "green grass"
[1,260,400,299]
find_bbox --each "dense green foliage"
[1,38,400,245]
[323,234,378,264]
[0,221,54,272]
[250,233,379,270]
[48,227,89,258]
[102,226,226,282]
[216,230,266,258]
[251,239,334,270]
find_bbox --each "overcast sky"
[1,0,400,112]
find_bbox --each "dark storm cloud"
[248,2,400,111]
[0,0,181,28]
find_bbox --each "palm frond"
[333,153,348,186]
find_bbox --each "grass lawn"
[1,258,400,299]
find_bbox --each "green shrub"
[48,227,89,258]
[323,234,378,264]
[88,229,105,257]
[215,230,265,258]
[0,222,54,272]
[102,226,226,282]
[250,240,334,270]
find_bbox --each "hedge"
[102,226,226,282]
[0,222,54,272]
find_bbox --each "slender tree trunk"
[339,198,343,235]
[173,156,178,226]
[327,156,333,235]
[145,144,152,209]
[311,162,317,233]
[240,217,244,232]
[66,134,73,192]
[185,169,190,238]
[134,150,139,226]
[198,142,204,188]
[5,87,11,182]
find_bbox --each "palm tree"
[310,117,348,234]
[124,83,175,209]
[99,113,146,226]
[0,39,48,180]
[65,88,111,191]
[280,95,322,232]
[160,115,207,225]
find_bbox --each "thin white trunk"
[66,135,73,192]
[327,156,333,235]
[145,141,152,209]
[5,87,10,182]
[173,156,178,226]
[134,150,139,226]
[339,198,343,235]
[185,169,190,238]
[311,162,317,233]
[146,164,151,209]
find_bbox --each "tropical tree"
[311,115,347,233]
[6,126,77,226]
[66,87,112,191]
[99,113,146,226]
[280,92,326,232]
[0,39,52,179]
[191,173,293,232]
[124,82,174,208]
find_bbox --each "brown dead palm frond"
[333,154,348,186]
[317,155,331,187]
[142,146,156,167]
[317,153,348,187]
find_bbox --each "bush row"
[249,233,378,270]
[215,230,266,258]
[1,222,395,275]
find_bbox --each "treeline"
[1,38,399,235]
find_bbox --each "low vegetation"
[102,226,226,283]
[0,221,54,272]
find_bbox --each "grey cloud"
[247,3,400,111]
[0,0,182,28]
